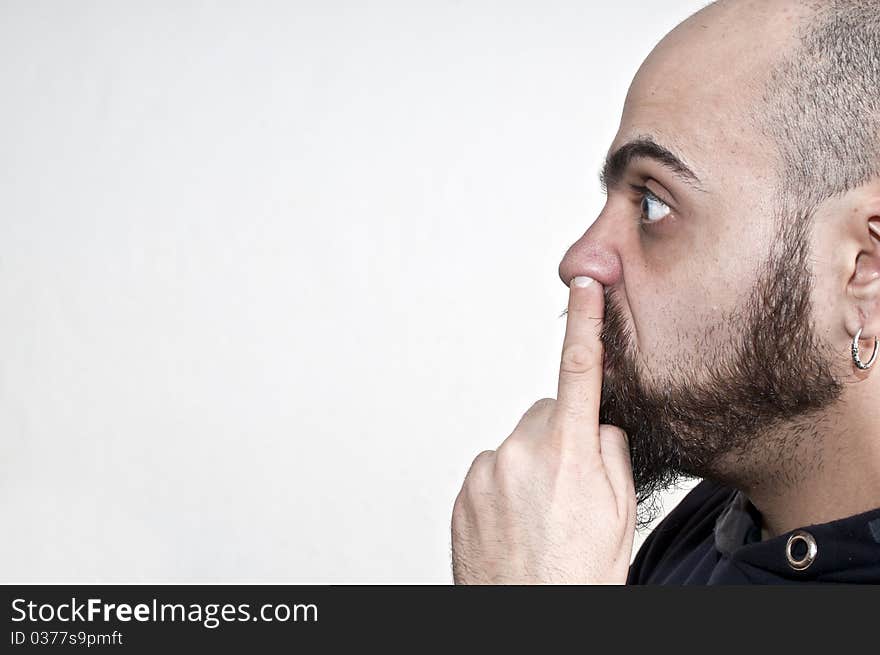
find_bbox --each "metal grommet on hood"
[785,529,818,571]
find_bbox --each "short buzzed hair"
[758,0,880,215]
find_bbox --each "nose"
[557,210,625,288]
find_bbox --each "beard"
[597,216,845,528]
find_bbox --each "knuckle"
[530,397,556,413]
[463,449,495,492]
[560,343,598,375]
[467,448,494,469]
[495,439,529,469]
[518,398,555,425]
[599,423,628,439]
[598,424,630,452]
[494,440,533,489]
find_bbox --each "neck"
[735,395,880,540]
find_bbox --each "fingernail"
[571,276,594,288]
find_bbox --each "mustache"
[559,288,625,346]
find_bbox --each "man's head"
[558,0,880,526]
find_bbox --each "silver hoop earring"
[851,327,879,370]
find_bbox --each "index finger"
[555,276,605,436]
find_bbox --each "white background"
[1,0,704,583]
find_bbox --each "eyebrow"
[599,136,705,194]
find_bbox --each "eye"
[639,189,671,225]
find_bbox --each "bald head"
[759,0,880,216]
[629,0,880,224]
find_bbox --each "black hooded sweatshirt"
[626,479,880,584]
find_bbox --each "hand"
[451,276,636,584]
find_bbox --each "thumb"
[598,424,636,522]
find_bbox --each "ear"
[846,199,880,344]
